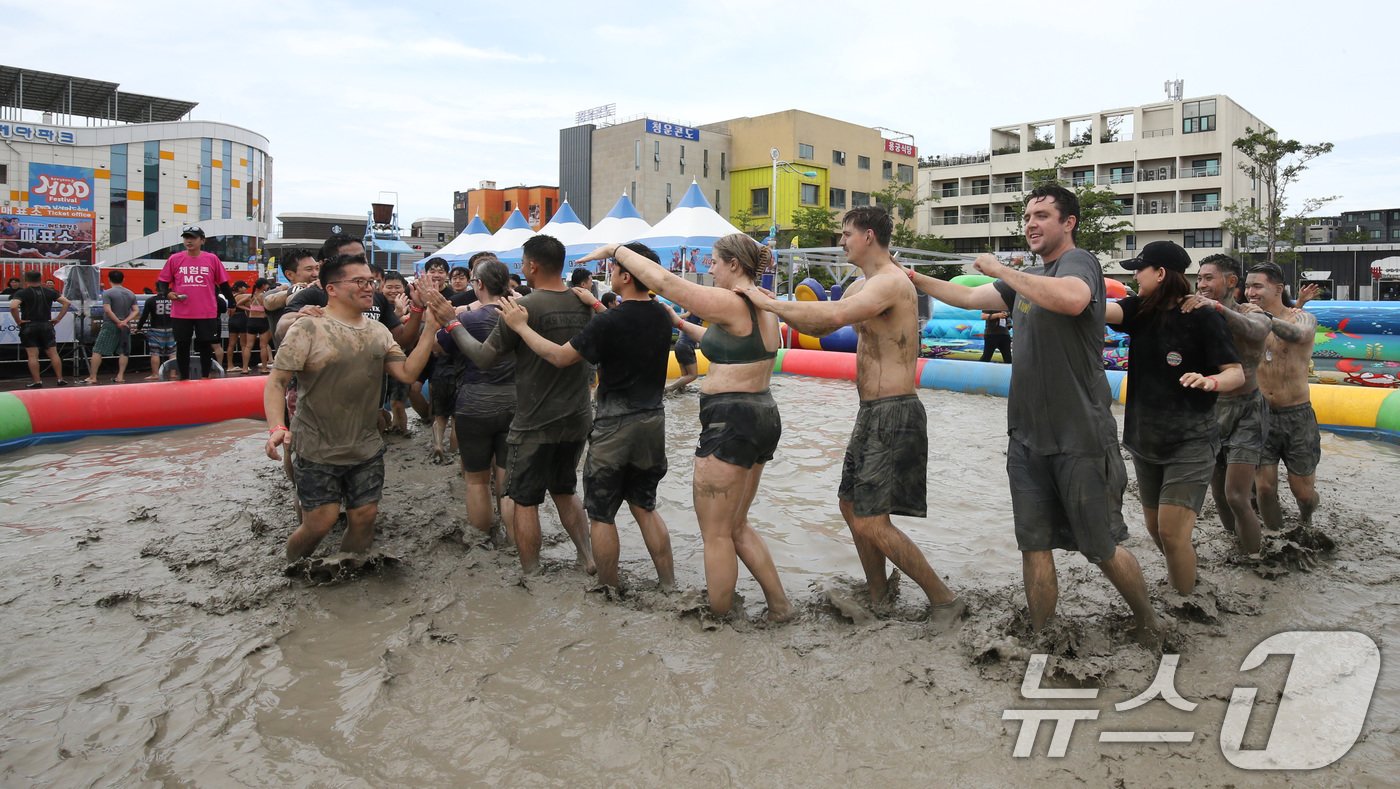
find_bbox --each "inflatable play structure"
[1307,301,1400,388]
[0,376,266,453]
[783,273,1132,368]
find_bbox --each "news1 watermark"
[1003,631,1380,770]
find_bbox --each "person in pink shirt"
[157,225,234,379]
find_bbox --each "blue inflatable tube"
[918,358,1126,401]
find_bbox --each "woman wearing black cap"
[1106,240,1245,595]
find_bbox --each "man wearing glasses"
[264,253,437,563]
[278,235,425,349]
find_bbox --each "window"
[971,179,990,195]
[545,197,554,221]
[852,191,870,207]
[703,149,709,178]
[1392,211,1400,220]
[1190,158,1220,177]
[630,180,636,198]
[438,232,446,242]
[833,150,846,166]
[654,140,660,171]
[109,144,127,244]
[720,152,726,179]
[1370,212,1381,221]
[1109,165,1133,184]
[1071,170,1093,187]
[1003,176,1022,192]
[714,190,721,213]
[798,143,814,160]
[953,238,988,254]
[143,140,160,236]
[1002,207,1017,222]
[1183,228,1222,248]
[666,183,673,213]
[1371,229,1383,240]
[1182,99,1217,134]
[857,155,870,170]
[800,183,819,206]
[751,187,769,216]
[221,139,233,220]
[942,209,957,226]
[504,200,512,211]
[679,145,685,175]
[1125,234,1136,251]
[199,138,212,221]
[635,140,641,170]
[1391,228,1400,240]
[830,188,847,209]
[882,160,893,179]
[0,164,6,183]
[941,181,958,197]
[897,164,914,184]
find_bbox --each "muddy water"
[1,375,1397,786]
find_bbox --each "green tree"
[1222,194,1338,265]
[1231,127,1335,264]
[790,205,839,247]
[730,207,756,234]
[1018,148,1132,266]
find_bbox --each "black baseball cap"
[1121,240,1190,273]
[180,225,206,238]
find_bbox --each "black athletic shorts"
[696,390,781,469]
[455,409,513,473]
[838,394,927,518]
[1007,437,1129,563]
[584,410,668,523]
[228,311,248,334]
[506,438,586,506]
[292,449,386,510]
[674,336,697,368]
[430,376,457,418]
[19,321,56,350]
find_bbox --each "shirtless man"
[908,185,1160,643]
[1180,254,1271,554]
[744,206,962,618]
[1245,262,1321,531]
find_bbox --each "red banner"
[884,139,917,158]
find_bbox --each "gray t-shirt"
[103,286,137,325]
[479,288,594,441]
[994,248,1118,456]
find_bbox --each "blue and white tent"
[581,193,653,246]
[489,208,538,263]
[537,199,590,248]
[634,181,743,274]
[433,214,494,264]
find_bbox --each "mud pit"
[1,376,1396,786]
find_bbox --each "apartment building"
[915,94,1269,271]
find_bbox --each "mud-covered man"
[1180,254,1271,554]
[746,206,963,621]
[264,253,436,561]
[909,185,1161,644]
[1245,262,1321,532]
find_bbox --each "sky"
[4,0,1395,231]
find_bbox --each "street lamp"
[769,146,818,241]
[769,147,818,297]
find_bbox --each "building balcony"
[1138,166,1177,182]
[1069,175,1096,187]
[963,214,992,224]
[1180,166,1222,179]
[967,185,991,196]
[941,216,959,226]
[922,152,992,168]
[997,182,1023,193]
[1106,172,1135,185]
[940,188,960,198]
[1141,128,1174,139]
[1137,201,1177,215]
[1181,202,1222,213]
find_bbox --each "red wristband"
[444,320,461,332]
[410,304,425,314]
[593,302,605,312]
[269,426,288,435]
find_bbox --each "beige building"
[916,94,1269,272]
[559,109,919,234]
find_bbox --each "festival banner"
[1,208,97,266]
[28,164,95,211]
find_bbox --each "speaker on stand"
[61,263,102,380]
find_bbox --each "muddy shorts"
[584,409,668,523]
[1216,390,1268,466]
[19,321,56,350]
[455,409,513,473]
[696,390,781,469]
[506,438,586,507]
[145,328,175,356]
[384,377,409,403]
[292,448,386,510]
[1007,437,1129,563]
[1131,449,1216,513]
[838,394,927,518]
[93,321,131,357]
[1261,402,1321,477]
[673,336,697,368]
[430,375,457,418]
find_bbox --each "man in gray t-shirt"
[909,185,1161,646]
[426,234,595,578]
[85,271,140,384]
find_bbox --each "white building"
[1,66,271,271]
[916,93,1269,272]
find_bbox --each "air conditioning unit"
[1158,166,1168,179]
[1151,200,1160,214]
[1143,170,1154,181]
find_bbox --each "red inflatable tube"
[778,349,858,381]
[12,376,267,435]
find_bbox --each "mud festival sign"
[28,164,94,212]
